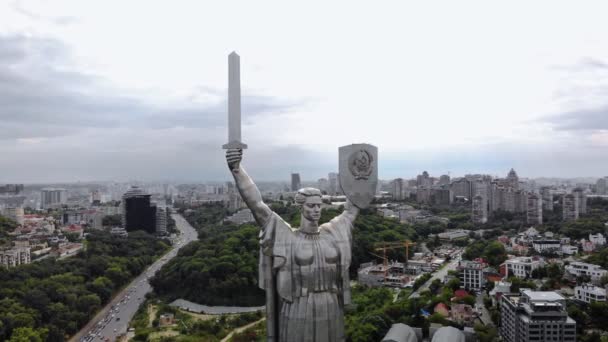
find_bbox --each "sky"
[1,1,608,183]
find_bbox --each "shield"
[339,144,378,209]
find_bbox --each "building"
[110,227,128,237]
[0,247,31,268]
[597,177,607,195]
[291,173,302,192]
[574,283,606,303]
[432,188,453,206]
[122,186,157,234]
[505,257,543,279]
[417,171,432,188]
[224,209,255,225]
[500,290,576,342]
[438,174,451,186]
[0,184,24,195]
[40,188,68,209]
[589,233,606,246]
[506,168,519,190]
[562,194,579,221]
[156,207,167,235]
[572,188,587,215]
[391,178,406,201]
[2,206,24,225]
[451,178,472,200]
[328,172,339,195]
[526,193,542,225]
[471,195,487,224]
[458,260,487,291]
[317,178,329,193]
[437,229,470,241]
[416,188,432,204]
[540,187,553,211]
[565,262,608,283]
[532,240,561,254]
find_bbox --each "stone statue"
[226,148,360,342]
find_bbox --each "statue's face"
[302,196,322,223]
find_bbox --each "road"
[409,252,461,299]
[475,293,494,327]
[70,213,198,342]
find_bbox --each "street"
[409,253,461,299]
[70,213,198,342]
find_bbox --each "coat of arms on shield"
[339,144,378,209]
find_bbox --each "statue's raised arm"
[226,148,272,226]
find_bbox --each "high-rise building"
[596,177,608,195]
[291,173,301,192]
[0,184,24,195]
[526,193,542,225]
[500,290,576,342]
[2,207,24,225]
[506,168,519,190]
[317,178,329,193]
[432,187,453,206]
[541,187,553,211]
[438,174,450,186]
[417,171,432,188]
[562,194,579,221]
[122,186,157,234]
[472,194,487,224]
[416,188,432,204]
[450,178,472,199]
[40,188,68,209]
[156,207,167,235]
[391,178,406,200]
[328,172,339,195]
[572,188,587,215]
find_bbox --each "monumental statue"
[223,52,377,341]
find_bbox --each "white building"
[532,239,561,254]
[561,245,578,255]
[574,283,606,303]
[458,260,487,291]
[0,247,31,268]
[589,233,606,246]
[224,209,255,225]
[505,257,544,279]
[565,262,608,283]
[2,206,24,225]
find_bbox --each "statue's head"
[295,187,322,224]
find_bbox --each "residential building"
[2,206,24,225]
[500,290,576,342]
[416,188,432,204]
[562,194,579,221]
[417,171,432,188]
[526,193,542,225]
[596,177,607,195]
[472,194,487,224]
[438,175,450,186]
[391,178,406,201]
[451,178,472,200]
[541,187,553,211]
[0,247,31,268]
[574,283,606,303]
[432,188,453,206]
[505,257,543,279]
[40,188,68,209]
[561,245,578,255]
[317,178,328,193]
[506,168,519,190]
[328,172,339,195]
[572,188,587,215]
[589,233,606,246]
[565,262,608,283]
[458,260,487,291]
[291,173,302,192]
[532,240,561,254]
[0,184,24,195]
[156,207,167,235]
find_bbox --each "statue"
[222,52,377,342]
[226,148,360,341]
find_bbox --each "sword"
[222,51,248,156]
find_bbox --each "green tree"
[8,327,48,342]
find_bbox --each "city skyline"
[2,1,608,182]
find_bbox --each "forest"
[150,202,418,306]
[0,230,170,341]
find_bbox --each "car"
[116,317,120,321]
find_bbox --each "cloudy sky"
[1,1,608,183]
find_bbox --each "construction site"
[357,241,457,288]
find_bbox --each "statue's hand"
[226,148,242,172]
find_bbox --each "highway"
[70,214,198,342]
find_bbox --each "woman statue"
[226,148,359,342]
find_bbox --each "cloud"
[544,106,608,131]
[0,33,316,182]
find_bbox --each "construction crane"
[373,240,417,279]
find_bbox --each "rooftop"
[523,290,564,302]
